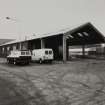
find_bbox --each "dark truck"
[7,50,31,65]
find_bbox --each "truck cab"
[7,50,31,65]
[31,49,54,63]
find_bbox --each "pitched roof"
[67,22,105,45]
[0,22,105,46]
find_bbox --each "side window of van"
[45,51,48,55]
[21,51,25,55]
[49,51,52,54]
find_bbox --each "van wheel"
[39,59,42,64]
[13,61,16,65]
[13,59,16,65]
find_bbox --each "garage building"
[0,22,105,62]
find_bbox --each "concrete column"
[41,39,45,49]
[63,34,67,62]
[13,45,16,50]
[66,43,69,60]
[19,42,22,50]
[22,42,28,50]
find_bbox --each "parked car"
[7,50,31,65]
[31,49,54,63]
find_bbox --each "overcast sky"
[0,0,105,39]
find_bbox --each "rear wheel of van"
[39,59,42,64]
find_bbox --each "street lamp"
[6,17,19,22]
[6,17,22,50]
[6,17,10,20]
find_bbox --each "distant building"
[0,39,13,45]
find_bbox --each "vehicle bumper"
[7,56,31,63]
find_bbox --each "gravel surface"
[0,59,105,105]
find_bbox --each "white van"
[31,49,54,63]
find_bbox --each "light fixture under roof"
[77,33,83,37]
[66,36,69,39]
[83,32,89,36]
[68,34,74,38]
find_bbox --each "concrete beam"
[63,34,67,62]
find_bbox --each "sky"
[0,0,105,39]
